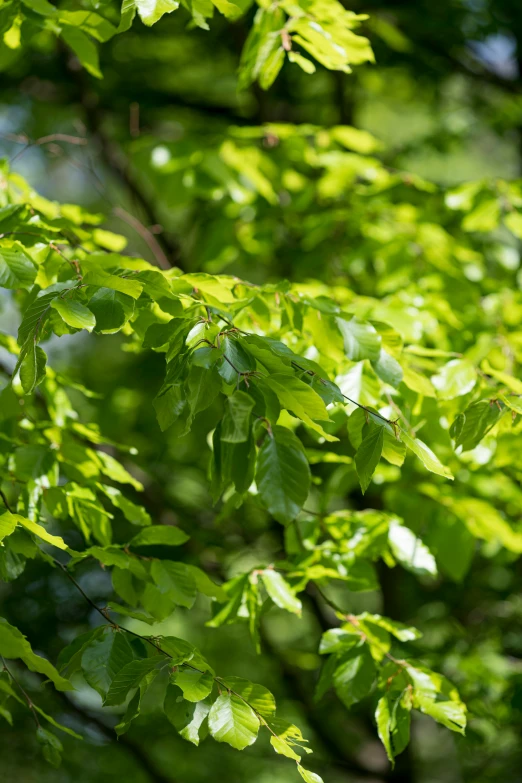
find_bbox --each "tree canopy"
[1,2,522,782]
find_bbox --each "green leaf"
[83,271,143,299]
[270,734,301,761]
[451,400,504,451]
[143,318,183,350]
[0,246,36,289]
[81,630,135,697]
[382,429,406,466]
[164,685,210,745]
[118,0,136,31]
[51,298,96,332]
[72,546,147,577]
[361,614,422,642]
[482,360,522,394]
[389,519,437,577]
[238,7,286,90]
[429,516,475,582]
[376,694,411,765]
[33,704,83,740]
[259,46,285,90]
[219,677,276,718]
[355,425,384,494]
[18,515,68,551]
[431,359,476,399]
[256,426,311,523]
[504,210,522,238]
[22,0,58,16]
[186,364,221,419]
[401,364,437,397]
[442,495,522,554]
[371,349,403,387]
[88,287,132,333]
[499,394,522,415]
[61,26,102,79]
[297,766,324,783]
[336,317,381,361]
[104,656,164,706]
[375,696,395,766]
[171,668,214,702]
[115,689,141,736]
[219,336,256,383]
[20,344,47,394]
[462,198,499,232]
[157,636,196,665]
[107,603,156,625]
[401,430,453,480]
[36,726,63,768]
[408,666,466,734]
[414,689,466,733]
[262,374,336,441]
[153,384,189,433]
[207,574,249,628]
[261,569,302,615]
[208,692,260,750]
[135,0,179,25]
[319,628,360,655]
[57,628,105,675]
[186,565,227,601]
[151,560,197,608]
[289,2,373,74]
[221,391,255,443]
[0,617,72,691]
[0,512,18,542]
[58,10,117,42]
[268,718,310,758]
[211,421,256,499]
[17,292,60,347]
[210,0,241,18]
[100,485,151,527]
[0,0,19,36]
[129,525,189,547]
[333,645,376,709]
[288,51,316,74]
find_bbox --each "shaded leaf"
[256,426,311,523]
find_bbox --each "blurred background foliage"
[2,1,522,782]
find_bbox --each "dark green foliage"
[1,2,522,782]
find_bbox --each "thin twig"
[0,489,13,513]
[52,559,112,623]
[113,206,170,271]
[1,656,40,727]
[9,133,87,164]
[290,360,398,428]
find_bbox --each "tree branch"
[61,47,182,270]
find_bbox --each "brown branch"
[113,206,170,271]
[60,44,182,270]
